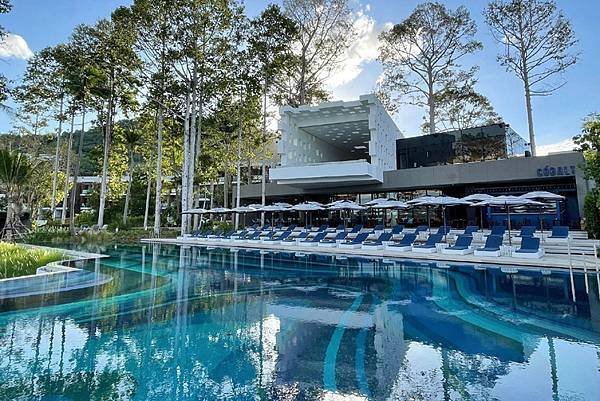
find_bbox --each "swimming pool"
[1,242,599,401]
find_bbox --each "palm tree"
[0,149,34,240]
[122,126,143,225]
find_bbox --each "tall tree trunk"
[181,89,192,235]
[428,75,435,136]
[123,146,134,225]
[50,95,65,219]
[61,110,75,224]
[143,174,151,230]
[187,86,197,232]
[98,78,115,228]
[153,106,164,237]
[247,159,252,185]
[235,87,243,229]
[224,169,229,209]
[522,60,536,156]
[261,78,268,225]
[69,106,86,236]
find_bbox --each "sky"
[0,0,598,155]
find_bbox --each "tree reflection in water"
[0,243,599,400]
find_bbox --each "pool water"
[1,243,600,401]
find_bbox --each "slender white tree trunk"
[428,75,435,136]
[98,81,115,228]
[61,110,75,224]
[260,78,268,225]
[523,75,536,156]
[181,89,191,235]
[50,95,64,219]
[70,107,86,236]
[123,146,134,225]
[153,106,164,237]
[143,174,151,230]
[235,90,243,229]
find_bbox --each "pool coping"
[142,237,600,272]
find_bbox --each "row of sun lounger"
[183,223,572,259]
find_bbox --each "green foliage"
[584,190,600,239]
[0,242,63,279]
[574,113,600,181]
[75,210,97,227]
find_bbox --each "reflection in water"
[1,243,600,400]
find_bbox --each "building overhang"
[269,160,383,188]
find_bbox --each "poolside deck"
[142,236,600,273]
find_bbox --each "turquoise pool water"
[1,242,600,400]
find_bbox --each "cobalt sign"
[536,165,576,177]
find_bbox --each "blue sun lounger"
[362,232,393,250]
[414,225,429,235]
[548,226,569,241]
[463,226,479,236]
[513,236,544,258]
[441,235,474,255]
[301,232,327,246]
[391,225,404,236]
[412,233,444,253]
[339,233,370,249]
[249,231,275,243]
[515,225,536,238]
[435,226,452,236]
[487,226,506,238]
[263,231,292,244]
[386,233,417,252]
[282,231,309,244]
[234,231,259,243]
[318,232,348,248]
[474,234,504,257]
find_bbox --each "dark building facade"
[396,123,529,169]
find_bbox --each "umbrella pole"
[506,204,512,246]
[539,205,544,242]
[443,206,448,242]
[480,207,484,232]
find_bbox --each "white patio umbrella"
[367,199,409,228]
[292,202,324,227]
[415,196,472,240]
[259,204,290,229]
[461,194,495,230]
[231,205,257,228]
[364,197,389,206]
[208,207,232,224]
[407,196,439,228]
[329,200,365,230]
[473,196,544,245]
[519,191,565,235]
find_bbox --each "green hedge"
[584,189,600,239]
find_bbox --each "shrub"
[584,190,600,239]
[0,242,63,279]
[76,210,97,227]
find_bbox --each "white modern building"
[270,94,401,187]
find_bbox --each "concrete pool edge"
[0,245,111,299]
[142,237,600,272]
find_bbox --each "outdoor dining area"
[177,191,587,262]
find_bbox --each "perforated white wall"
[277,94,401,171]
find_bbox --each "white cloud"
[0,33,33,59]
[325,8,391,90]
[537,139,576,156]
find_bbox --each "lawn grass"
[0,242,64,279]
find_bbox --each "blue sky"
[0,0,598,153]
